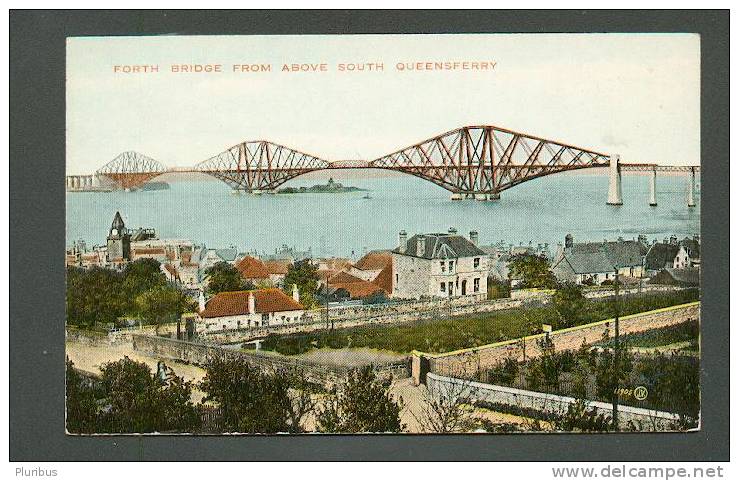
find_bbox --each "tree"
[66,358,103,433]
[317,367,405,433]
[122,258,167,299]
[507,253,557,289]
[283,259,319,308]
[552,282,587,328]
[66,357,200,433]
[199,356,314,433]
[98,357,200,433]
[134,284,190,333]
[204,261,252,296]
[66,266,126,327]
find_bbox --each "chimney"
[292,283,300,303]
[638,234,647,245]
[398,230,408,253]
[564,234,573,249]
[469,231,479,246]
[248,292,256,315]
[693,234,700,243]
[670,235,678,245]
[417,235,426,256]
[448,227,458,235]
[198,290,206,313]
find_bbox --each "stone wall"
[422,302,700,381]
[196,285,688,345]
[131,334,410,386]
[426,373,680,431]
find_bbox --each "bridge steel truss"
[369,126,611,197]
[194,141,331,191]
[96,151,167,190]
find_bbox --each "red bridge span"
[67,125,700,205]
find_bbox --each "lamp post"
[612,267,621,431]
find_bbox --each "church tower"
[106,211,131,262]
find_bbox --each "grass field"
[261,289,699,355]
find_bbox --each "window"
[395,273,399,283]
[440,261,446,273]
[440,282,446,293]
[474,278,480,292]
[449,260,455,271]
[474,257,480,269]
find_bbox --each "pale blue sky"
[67,34,699,174]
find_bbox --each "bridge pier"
[607,154,623,205]
[474,193,488,201]
[450,193,463,201]
[649,168,657,206]
[687,167,696,207]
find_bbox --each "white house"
[198,285,305,333]
[391,229,488,300]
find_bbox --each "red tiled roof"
[200,288,304,318]
[355,250,392,271]
[319,258,354,271]
[235,256,270,279]
[163,263,179,278]
[132,247,166,255]
[371,263,393,294]
[263,260,290,275]
[329,271,365,284]
[331,280,384,299]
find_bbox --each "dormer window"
[440,261,446,273]
[473,257,480,268]
[448,260,454,271]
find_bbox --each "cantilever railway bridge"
[68,125,700,204]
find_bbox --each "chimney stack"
[469,231,479,246]
[638,234,647,245]
[248,292,256,315]
[670,235,678,245]
[417,235,426,256]
[398,230,408,253]
[198,290,206,313]
[448,227,458,235]
[292,283,300,303]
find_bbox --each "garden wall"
[131,334,409,386]
[426,372,680,431]
[416,302,700,382]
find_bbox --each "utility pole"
[612,267,620,431]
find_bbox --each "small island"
[277,177,367,194]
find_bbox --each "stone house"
[551,234,648,285]
[644,235,700,274]
[391,229,488,299]
[198,286,304,332]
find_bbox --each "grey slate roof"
[215,247,238,262]
[649,267,700,286]
[394,233,486,259]
[679,238,701,259]
[553,240,647,275]
[645,243,680,271]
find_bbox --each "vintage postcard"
[65,33,701,434]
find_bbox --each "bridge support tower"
[687,167,696,208]
[607,154,623,205]
[649,168,657,206]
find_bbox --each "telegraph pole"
[612,267,620,430]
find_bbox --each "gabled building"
[391,229,488,299]
[198,286,305,332]
[644,235,701,273]
[327,271,386,301]
[551,234,648,285]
